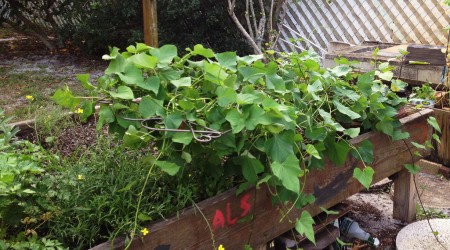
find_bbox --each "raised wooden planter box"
[85,109,433,250]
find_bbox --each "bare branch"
[245,0,254,40]
[227,0,262,54]
[249,0,258,38]
[256,0,266,48]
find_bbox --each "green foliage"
[0,110,63,249]
[45,135,226,249]
[53,43,410,243]
[412,83,436,100]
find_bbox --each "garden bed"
[90,109,433,250]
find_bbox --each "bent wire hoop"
[120,116,228,142]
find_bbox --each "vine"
[52,43,411,244]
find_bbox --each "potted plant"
[410,83,436,108]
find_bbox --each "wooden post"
[142,0,158,47]
[432,109,450,166]
[393,169,417,223]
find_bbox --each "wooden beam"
[90,109,433,250]
[142,0,158,47]
[393,168,417,223]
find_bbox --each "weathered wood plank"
[432,109,450,166]
[142,0,158,47]
[405,44,446,66]
[393,169,417,222]
[91,109,433,250]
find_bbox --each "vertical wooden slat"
[329,1,365,44]
[406,0,441,45]
[390,0,428,44]
[340,0,377,42]
[142,0,158,47]
[393,169,417,223]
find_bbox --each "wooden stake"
[393,169,417,223]
[143,0,158,47]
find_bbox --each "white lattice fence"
[278,0,450,56]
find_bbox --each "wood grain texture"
[433,109,450,166]
[393,169,417,222]
[91,109,433,250]
[142,0,158,47]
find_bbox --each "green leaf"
[181,151,192,163]
[164,113,184,129]
[427,117,441,133]
[239,66,265,83]
[264,131,295,162]
[150,45,177,64]
[306,144,321,159]
[237,93,260,105]
[352,140,374,164]
[344,128,360,138]
[391,129,410,141]
[97,105,115,130]
[137,213,152,222]
[265,74,286,92]
[76,74,95,90]
[170,77,192,88]
[353,167,375,189]
[271,155,301,193]
[216,86,237,107]
[404,163,420,174]
[117,63,144,85]
[225,109,245,133]
[215,51,237,71]
[357,72,375,95]
[295,211,316,244]
[432,133,441,144]
[411,141,426,150]
[155,161,181,176]
[238,155,264,183]
[129,53,158,69]
[123,125,150,148]
[137,76,160,94]
[377,71,393,81]
[305,126,327,141]
[192,44,215,58]
[139,96,163,118]
[204,61,228,85]
[105,53,126,74]
[109,86,135,100]
[51,87,80,111]
[333,99,361,119]
[242,104,271,130]
[390,79,408,92]
[331,65,351,77]
[324,137,351,166]
[172,132,193,145]
[80,100,94,122]
[237,54,264,65]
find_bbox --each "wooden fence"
[278,0,450,56]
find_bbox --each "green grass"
[0,66,87,122]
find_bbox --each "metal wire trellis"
[278,0,450,57]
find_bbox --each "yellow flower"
[218,244,225,250]
[75,108,84,114]
[140,228,149,236]
[77,174,85,180]
[25,95,34,101]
